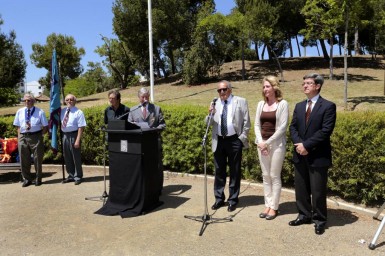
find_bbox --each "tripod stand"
[184,105,232,236]
[85,127,108,203]
[369,202,385,250]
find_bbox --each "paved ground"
[1,165,385,256]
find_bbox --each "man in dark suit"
[104,90,130,124]
[206,80,250,212]
[289,73,336,235]
[128,87,166,195]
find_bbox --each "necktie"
[26,109,31,130]
[62,108,70,128]
[305,100,312,124]
[142,106,147,119]
[221,100,228,136]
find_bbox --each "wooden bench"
[0,162,21,171]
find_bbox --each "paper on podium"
[135,122,150,129]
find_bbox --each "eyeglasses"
[217,88,228,93]
[302,81,315,86]
[65,98,75,102]
[24,99,32,102]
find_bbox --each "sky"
[1,0,331,84]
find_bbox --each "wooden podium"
[95,126,162,218]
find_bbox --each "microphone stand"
[184,106,232,236]
[85,126,108,203]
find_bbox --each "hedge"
[1,106,385,205]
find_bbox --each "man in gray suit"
[128,87,166,194]
[206,80,250,212]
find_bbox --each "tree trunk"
[329,37,334,80]
[268,44,284,82]
[168,48,175,75]
[242,41,245,80]
[261,45,266,60]
[344,8,349,110]
[319,39,330,61]
[295,35,302,57]
[288,34,293,58]
[254,43,260,60]
[354,25,360,55]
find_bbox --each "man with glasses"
[13,93,48,187]
[61,94,87,185]
[289,73,336,235]
[206,80,250,212]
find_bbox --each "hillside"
[1,55,384,117]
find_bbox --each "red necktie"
[142,106,147,119]
[62,108,70,128]
[305,100,312,124]
[26,109,31,130]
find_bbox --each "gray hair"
[138,87,150,97]
[219,80,232,89]
[23,93,36,103]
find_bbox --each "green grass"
[2,56,385,121]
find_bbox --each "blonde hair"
[261,76,283,102]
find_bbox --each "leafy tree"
[96,37,137,89]
[30,33,85,102]
[301,0,344,80]
[0,16,27,106]
[112,0,150,77]
[64,77,94,98]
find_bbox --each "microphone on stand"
[116,101,148,120]
[210,98,217,115]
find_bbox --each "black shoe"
[35,180,42,186]
[211,201,225,210]
[22,180,31,187]
[227,204,237,212]
[266,212,278,220]
[259,213,267,218]
[288,218,312,226]
[315,225,325,235]
[62,178,74,184]
[74,180,82,185]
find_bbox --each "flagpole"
[148,0,154,102]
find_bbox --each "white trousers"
[257,141,286,210]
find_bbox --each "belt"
[218,134,237,140]
[63,130,78,134]
[21,130,42,136]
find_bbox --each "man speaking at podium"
[128,87,166,195]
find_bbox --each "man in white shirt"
[61,94,87,185]
[13,93,48,187]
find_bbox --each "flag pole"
[48,49,65,181]
[148,0,154,102]
[58,62,65,181]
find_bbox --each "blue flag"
[49,49,61,153]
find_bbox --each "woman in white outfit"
[254,76,289,220]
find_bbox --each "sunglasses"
[217,88,228,93]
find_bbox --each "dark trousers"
[294,159,328,227]
[18,132,44,182]
[213,135,243,205]
[62,132,83,181]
